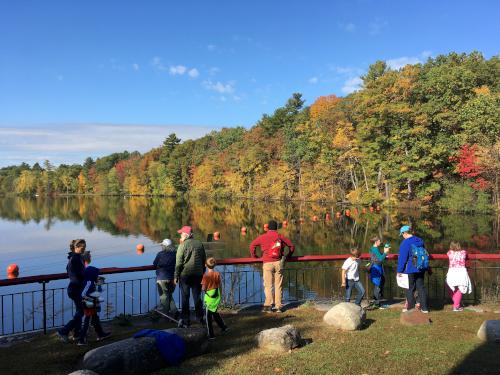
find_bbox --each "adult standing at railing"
[397,226,429,313]
[174,226,206,328]
[250,220,295,313]
[57,239,86,342]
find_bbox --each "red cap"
[177,226,192,235]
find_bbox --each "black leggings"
[205,309,226,337]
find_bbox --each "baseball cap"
[162,239,172,247]
[177,226,192,235]
[399,225,411,235]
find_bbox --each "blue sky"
[0,0,498,166]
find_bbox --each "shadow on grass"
[448,341,500,375]
[360,318,376,330]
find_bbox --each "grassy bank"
[1,305,499,375]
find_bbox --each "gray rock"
[477,320,500,343]
[68,371,100,375]
[257,325,302,352]
[83,327,208,375]
[323,302,365,331]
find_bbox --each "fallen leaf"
[274,368,281,373]
[383,350,390,355]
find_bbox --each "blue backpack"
[410,244,429,271]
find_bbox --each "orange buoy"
[369,206,374,212]
[345,209,351,217]
[7,264,19,275]
[362,208,367,214]
[136,244,144,252]
[7,271,19,279]
[263,223,269,232]
[376,205,381,212]
[354,208,359,215]
[241,226,247,232]
[213,232,220,241]
[335,212,341,218]
[325,213,331,221]
[282,220,288,227]
[299,218,305,224]
[312,215,319,222]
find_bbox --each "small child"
[446,241,472,312]
[201,258,228,340]
[368,237,390,308]
[78,251,111,345]
[341,248,365,306]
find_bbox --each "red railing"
[1,253,499,287]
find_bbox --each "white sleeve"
[341,258,350,270]
[81,281,92,297]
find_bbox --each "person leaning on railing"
[57,239,86,343]
[249,220,295,313]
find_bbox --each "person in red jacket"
[249,220,295,313]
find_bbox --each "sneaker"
[402,308,408,313]
[421,310,429,314]
[275,307,285,313]
[56,330,69,343]
[178,319,188,328]
[262,306,272,313]
[208,336,216,341]
[97,332,111,341]
[453,307,464,312]
[379,304,390,309]
[77,339,87,346]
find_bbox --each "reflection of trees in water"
[0,197,497,256]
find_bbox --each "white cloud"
[342,77,363,94]
[308,77,319,84]
[188,68,199,78]
[169,65,187,75]
[386,56,422,70]
[202,80,235,94]
[132,63,140,71]
[151,56,166,70]
[0,124,221,167]
[338,22,356,32]
[207,44,216,51]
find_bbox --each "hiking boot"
[97,332,111,341]
[56,330,69,343]
[262,306,272,313]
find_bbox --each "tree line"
[1,52,498,211]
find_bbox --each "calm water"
[0,196,498,278]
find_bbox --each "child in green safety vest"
[202,257,228,339]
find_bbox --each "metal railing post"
[42,281,47,334]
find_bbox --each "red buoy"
[136,244,144,252]
[241,226,247,232]
[282,220,288,227]
[345,209,351,217]
[335,212,341,218]
[369,206,375,212]
[7,263,19,275]
[213,232,220,241]
[362,208,367,214]
[312,215,319,222]
[325,213,331,221]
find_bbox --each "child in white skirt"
[446,242,472,312]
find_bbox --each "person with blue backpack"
[397,225,429,313]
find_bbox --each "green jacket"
[204,288,221,312]
[174,237,206,279]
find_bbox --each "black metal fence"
[1,264,499,336]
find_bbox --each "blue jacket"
[66,252,85,294]
[81,266,100,297]
[154,246,177,281]
[397,235,425,274]
[369,246,386,286]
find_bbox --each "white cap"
[162,238,172,247]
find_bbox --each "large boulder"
[400,310,431,326]
[257,325,302,352]
[83,327,208,375]
[477,320,500,343]
[323,302,365,331]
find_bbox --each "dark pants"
[406,272,428,311]
[59,289,84,337]
[80,312,105,342]
[180,275,203,324]
[205,308,226,337]
[345,279,365,306]
[373,275,385,306]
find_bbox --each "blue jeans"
[345,279,365,305]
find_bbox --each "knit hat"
[162,238,172,247]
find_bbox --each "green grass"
[0,306,499,375]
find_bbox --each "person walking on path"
[397,225,429,313]
[57,239,86,342]
[369,237,390,308]
[154,238,179,319]
[174,226,206,327]
[341,248,365,306]
[446,241,472,312]
[249,220,295,313]
[78,251,111,345]
[202,257,228,339]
